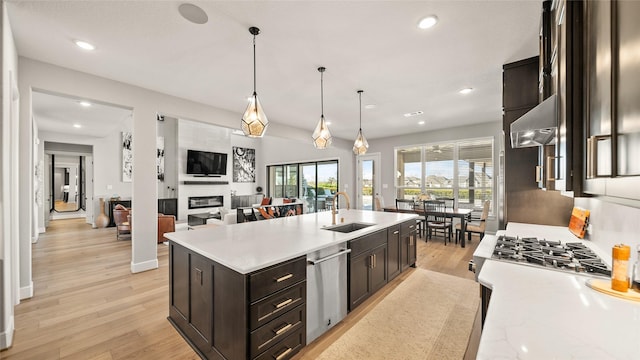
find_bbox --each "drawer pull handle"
[274,323,293,335]
[275,273,293,283]
[274,298,293,309]
[275,347,292,360]
[393,230,399,235]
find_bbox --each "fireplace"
[188,195,223,209]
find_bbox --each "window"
[395,138,494,215]
[267,160,339,213]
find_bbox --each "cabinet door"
[616,0,640,177]
[190,252,213,345]
[387,227,401,281]
[401,230,417,271]
[349,253,370,311]
[369,245,388,294]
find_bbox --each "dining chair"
[374,194,385,211]
[396,198,425,238]
[455,200,490,243]
[423,200,452,244]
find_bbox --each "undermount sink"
[323,222,374,233]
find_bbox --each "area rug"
[316,269,479,360]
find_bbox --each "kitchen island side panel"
[213,263,248,360]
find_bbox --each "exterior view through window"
[267,160,339,213]
[395,138,494,215]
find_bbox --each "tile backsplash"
[574,197,640,266]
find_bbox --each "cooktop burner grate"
[492,235,611,277]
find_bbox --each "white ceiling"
[8,0,542,141]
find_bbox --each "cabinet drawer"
[400,220,416,235]
[250,305,305,359]
[249,281,306,330]
[349,229,386,257]
[253,325,305,360]
[249,256,306,302]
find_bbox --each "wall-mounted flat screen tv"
[186,149,228,176]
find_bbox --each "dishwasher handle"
[307,248,351,265]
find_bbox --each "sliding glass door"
[268,160,338,213]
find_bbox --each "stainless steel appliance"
[306,244,350,343]
[492,235,611,277]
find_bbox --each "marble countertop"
[164,209,417,274]
[476,222,640,359]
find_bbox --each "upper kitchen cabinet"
[584,0,640,200]
[552,0,584,194]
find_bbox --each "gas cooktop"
[492,235,611,278]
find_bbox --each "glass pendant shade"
[312,66,332,149]
[241,92,268,137]
[353,129,369,155]
[241,26,268,137]
[353,89,368,154]
[312,115,332,149]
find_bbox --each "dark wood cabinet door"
[158,198,178,217]
[170,243,189,321]
[369,245,388,294]
[349,253,370,311]
[190,252,213,346]
[407,230,417,267]
[387,227,401,281]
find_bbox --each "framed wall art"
[232,146,255,182]
[122,131,132,182]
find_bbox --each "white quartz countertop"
[476,222,640,359]
[164,209,417,274]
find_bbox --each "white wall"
[367,121,503,234]
[575,197,640,267]
[1,1,19,349]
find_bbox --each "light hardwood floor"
[1,218,480,359]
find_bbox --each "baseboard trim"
[38,227,46,234]
[131,259,158,273]
[20,281,34,299]
[0,315,14,350]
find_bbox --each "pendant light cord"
[359,91,362,130]
[320,71,324,117]
[253,34,257,94]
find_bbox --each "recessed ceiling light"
[74,40,95,51]
[73,124,82,128]
[418,121,425,125]
[404,111,424,117]
[459,87,474,94]
[79,101,92,107]
[418,15,438,29]
[178,3,208,24]
[365,104,377,110]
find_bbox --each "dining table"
[383,204,474,247]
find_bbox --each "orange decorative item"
[612,244,631,292]
[568,207,590,238]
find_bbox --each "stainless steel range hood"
[510,94,557,148]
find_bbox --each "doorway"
[356,153,381,210]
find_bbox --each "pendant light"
[312,67,332,149]
[353,90,369,155]
[241,26,268,138]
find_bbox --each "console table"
[188,212,222,226]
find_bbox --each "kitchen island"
[165,209,418,360]
[474,223,640,359]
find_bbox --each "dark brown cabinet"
[400,221,417,271]
[387,225,401,281]
[583,0,640,200]
[169,243,306,360]
[348,229,387,311]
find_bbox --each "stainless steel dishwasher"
[306,243,351,343]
